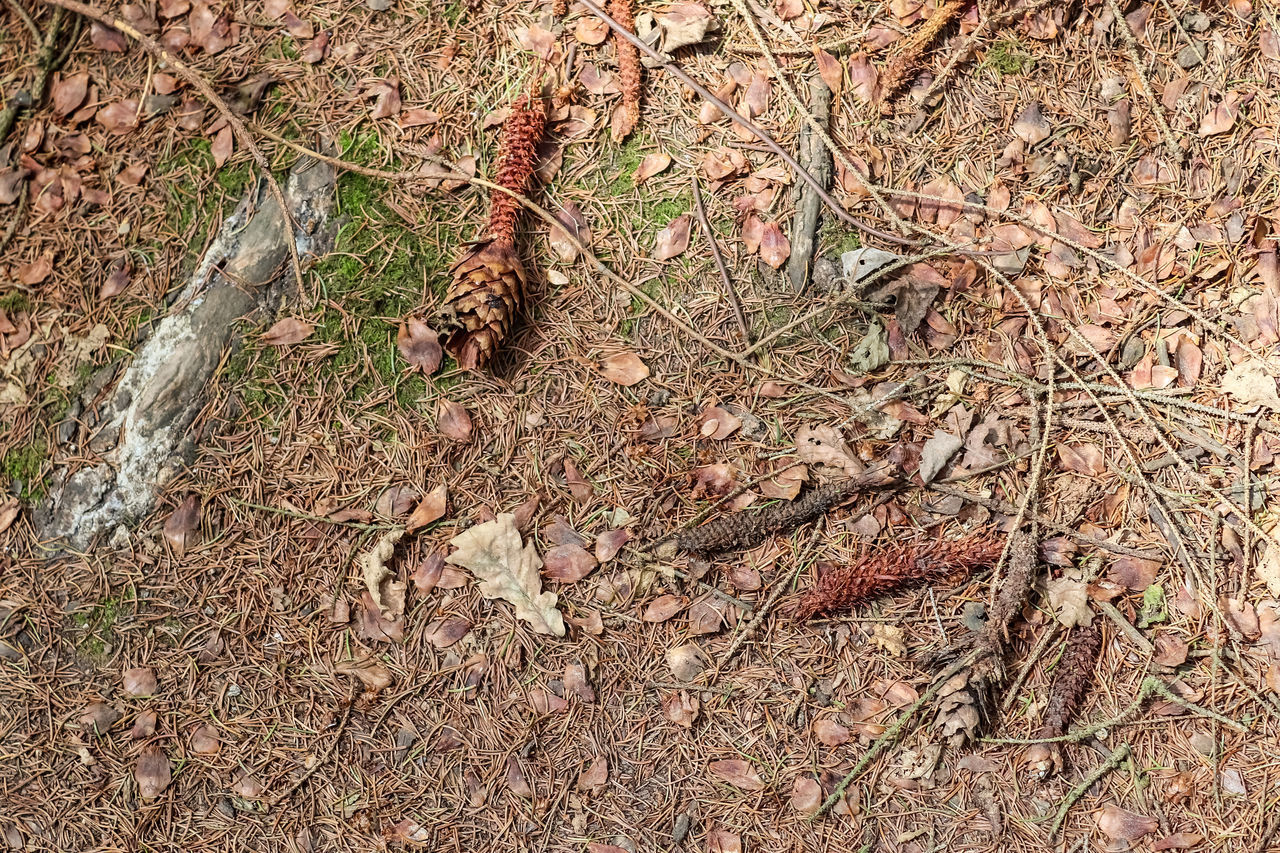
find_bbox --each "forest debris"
[358,528,405,619]
[1022,623,1102,778]
[435,95,546,369]
[933,530,1039,747]
[447,513,565,636]
[669,460,901,554]
[1221,360,1280,411]
[635,3,720,64]
[135,748,172,800]
[795,535,1002,620]
[877,0,966,114]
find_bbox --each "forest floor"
[4,0,1280,851]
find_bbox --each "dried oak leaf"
[1221,360,1280,410]
[794,424,860,475]
[123,667,158,697]
[406,484,447,533]
[634,152,671,185]
[1045,576,1093,627]
[447,513,565,636]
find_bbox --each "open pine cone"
[438,239,527,370]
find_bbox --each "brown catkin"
[1039,623,1102,736]
[485,95,547,244]
[795,534,1003,620]
[610,0,642,141]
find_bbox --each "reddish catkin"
[610,0,642,140]
[485,95,547,245]
[795,535,1003,620]
[877,0,967,113]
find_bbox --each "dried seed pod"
[437,95,546,369]
[795,534,1003,620]
[610,0,642,141]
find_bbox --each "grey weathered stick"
[787,74,833,292]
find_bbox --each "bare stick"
[35,0,306,296]
[691,175,751,344]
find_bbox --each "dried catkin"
[436,95,546,370]
[795,534,1003,620]
[610,0,642,140]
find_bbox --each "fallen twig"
[691,175,751,343]
[1048,743,1131,840]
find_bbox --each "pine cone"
[933,649,1003,748]
[438,239,527,370]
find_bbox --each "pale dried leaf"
[406,484,447,533]
[759,220,790,269]
[1013,102,1051,145]
[135,748,171,799]
[261,317,313,345]
[653,214,691,260]
[634,152,671,185]
[123,667,157,697]
[543,543,597,583]
[447,514,565,636]
[335,655,394,690]
[1046,577,1093,627]
[438,398,473,442]
[163,494,202,556]
[357,528,406,620]
[708,759,765,791]
[397,319,442,373]
[1221,360,1280,410]
[1097,805,1158,841]
[795,425,859,475]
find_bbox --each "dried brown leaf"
[406,484,447,533]
[759,220,791,269]
[598,351,649,385]
[135,748,171,799]
[261,316,313,346]
[708,759,765,791]
[1097,805,1158,841]
[123,667,157,697]
[543,543,598,583]
[635,152,671,185]
[163,494,202,556]
[397,318,442,373]
[437,398,473,442]
[653,214,691,260]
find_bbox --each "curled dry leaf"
[665,643,708,682]
[653,213,691,260]
[575,16,609,44]
[425,616,472,648]
[1045,576,1093,627]
[1097,805,1158,841]
[642,594,685,622]
[663,690,700,726]
[163,494,202,556]
[367,77,401,119]
[437,398,473,442]
[634,152,671,185]
[814,48,842,94]
[791,776,822,815]
[598,351,649,385]
[1221,360,1280,410]
[549,202,590,262]
[190,722,220,755]
[261,317,313,346]
[397,318,442,374]
[358,527,406,620]
[708,759,765,791]
[406,484,448,533]
[847,52,878,103]
[135,748,172,800]
[759,464,807,500]
[447,513,565,636]
[759,221,791,269]
[699,405,742,440]
[562,457,593,503]
[1013,102,1051,145]
[579,755,607,789]
[595,527,629,562]
[795,424,860,475]
[211,125,233,167]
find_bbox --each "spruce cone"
[610,0,642,141]
[933,649,1004,748]
[439,240,528,370]
[436,95,546,369]
[877,0,966,114]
